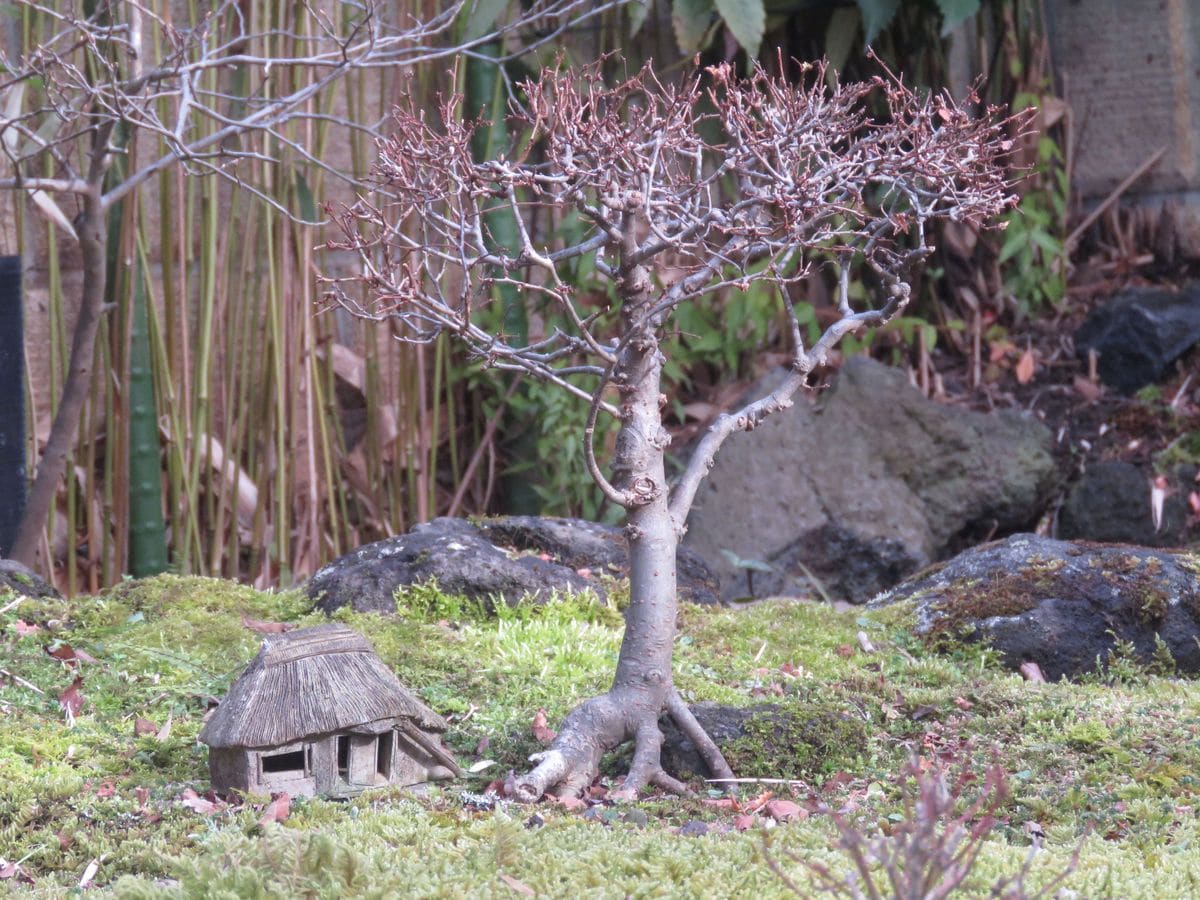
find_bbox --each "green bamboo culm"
[464,42,541,515]
[127,246,169,575]
[465,42,526,345]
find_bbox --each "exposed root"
[513,687,734,802]
[666,689,735,784]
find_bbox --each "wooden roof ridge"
[198,623,449,750]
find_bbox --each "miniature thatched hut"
[199,623,461,798]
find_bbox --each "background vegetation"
[5,0,1069,593]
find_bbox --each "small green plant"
[720,549,775,599]
[998,131,1069,316]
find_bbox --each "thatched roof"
[199,623,449,749]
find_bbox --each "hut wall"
[393,732,438,786]
[311,735,338,796]
[208,748,253,795]
[254,741,317,798]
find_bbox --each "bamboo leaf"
[672,0,716,54]
[29,190,78,240]
[293,172,317,223]
[1,82,23,152]
[462,0,511,42]
[824,6,860,76]
[856,0,899,45]
[714,0,765,59]
[629,0,653,35]
[935,0,980,35]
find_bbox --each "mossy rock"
[0,559,60,601]
[872,534,1200,679]
[659,701,867,781]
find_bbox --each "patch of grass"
[6,577,1200,895]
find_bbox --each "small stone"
[621,809,649,828]
[679,819,709,837]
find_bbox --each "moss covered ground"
[2,576,1200,896]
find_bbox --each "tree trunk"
[9,190,107,567]
[516,260,733,800]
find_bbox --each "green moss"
[1137,586,1172,624]
[1156,431,1200,471]
[8,574,1200,895]
[722,704,869,780]
[1065,721,1112,749]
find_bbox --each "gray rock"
[871,533,1200,680]
[683,357,1057,603]
[1058,461,1193,546]
[0,559,59,599]
[310,515,720,615]
[1074,284,1200,393]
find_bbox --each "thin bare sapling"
[326,58,1017,800]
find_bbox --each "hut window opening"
[336,735,349,779]
[262,748,307,774]
[377,731,393,778]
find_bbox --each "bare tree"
[328,56,1018,799]
[0,0,628,567]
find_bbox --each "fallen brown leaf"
[46,643,80,666]
[1014,348,1036,384]
[58,676,84,719]
[241,615,293,635]
[531,709,557,745]
[733,813,758,832]
[257,792,291,827]
[1073,375,1103,403]
[552,794,586,811]
[764,799,805,822]
[1019,661,1046,683]
[744,790,774,813]
[133,718,158,737]
[180,788,218,815]
[498,873,536,896]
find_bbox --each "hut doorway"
[336,732,392,787]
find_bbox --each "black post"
[0,257,26,558]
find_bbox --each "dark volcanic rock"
[872,534,1200,680]
[477,515,719,607]
[684,357,1057,603]
[310,515,720,615]
[1074,284,1200,393]
[1058,461,1192,546]
[0,559,60,599]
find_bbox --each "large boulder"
[683,357,1057,603]
[1073,284,1200,393]
[871,534,1200,680]
[310,516,720,614]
